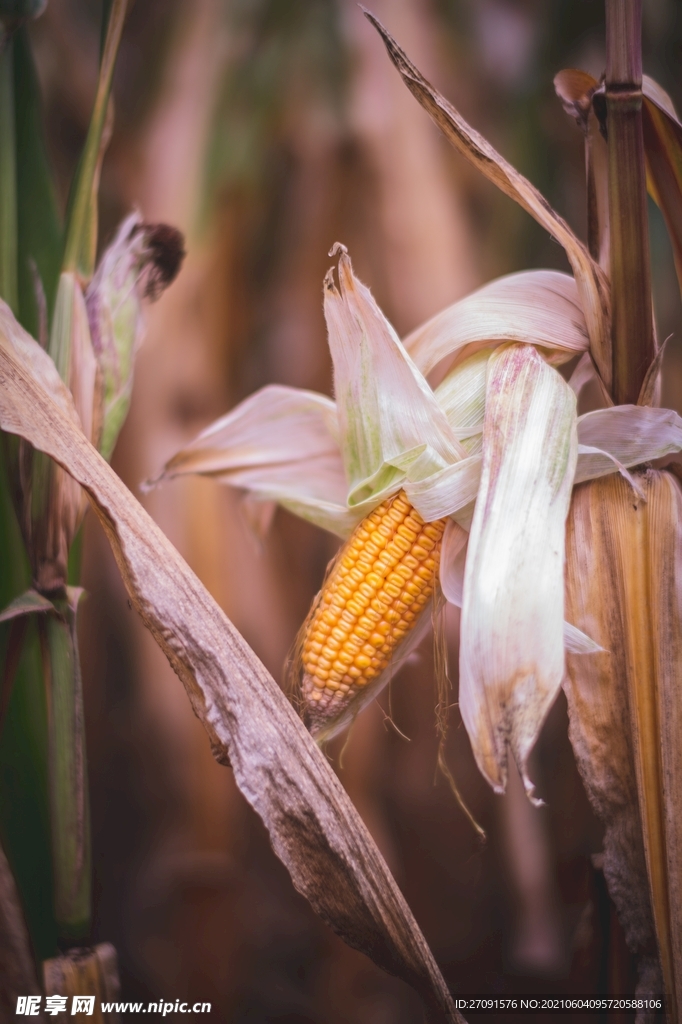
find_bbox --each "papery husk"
[564,470,682,1014]
[459,344,577,798]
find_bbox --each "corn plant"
[0,0,183,1009]
[1,0,682,1020]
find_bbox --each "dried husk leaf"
[0,838,44,1021]
[404,271,589,378]
[459,344,577,798]
[364,11,612,389]
[564,471,682,1009]
[149,384,361,538]
[0,306,461,1022]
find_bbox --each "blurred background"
[3,0,682,1020]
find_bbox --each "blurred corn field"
[2,1,682,1021]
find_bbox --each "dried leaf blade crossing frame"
[0,315,461,1023]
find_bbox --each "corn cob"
[301,490,446,732]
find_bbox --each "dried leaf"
[0,838,44,1022]
[364,11,612,389]
[553,70,610,272]
[553,69,598,133]
[62,0,128,281]
[638,335,671,409]
[0,306,461,1022]
[459,344,577,798]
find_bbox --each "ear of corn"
[301,490,446,737]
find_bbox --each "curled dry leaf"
[0,310,461,1022]
[0,839,44,1021]
[565,472,682,1005]
[363,9,612,390]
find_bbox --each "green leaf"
[0,588,54,622]
[0,38,17,313]
[43,594,90,942]
[62,0,128,281]
[13,26,62,339]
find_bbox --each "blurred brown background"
[7,0,682,1020]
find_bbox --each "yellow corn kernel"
[301,489,446,729]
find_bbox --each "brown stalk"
[605,0,654,405]
[604,2,676,1012]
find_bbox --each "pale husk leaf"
[365,11,612,388]
[577,405,682,467]
[575,444,645,494]
[459,344,577,797]
[0,310,460,1023]
[440,523,601,655]
[434,347,489,450]
[149,384,367,538]
[404,271,589,378]
[404,454,481,523]
[568,352,612,407]
[324,245,466,506]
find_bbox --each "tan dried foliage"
[565,471,682,1008]
[363,11,612,389]
[0,310,461,1023]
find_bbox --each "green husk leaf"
[0,589,54,622]
[61,0,127,281]
[0,38,17,313]
[13,26,62,338]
